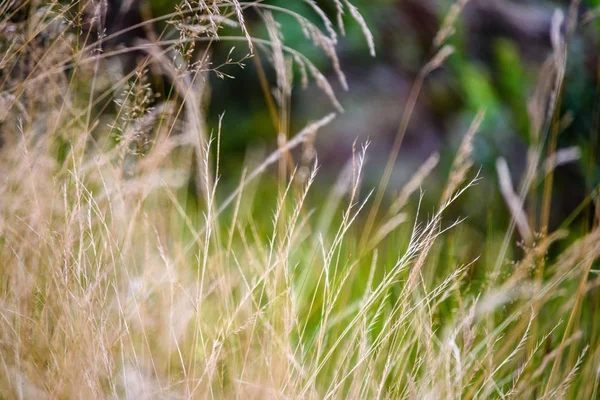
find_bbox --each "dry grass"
[0,0,598,398]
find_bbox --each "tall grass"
[0,0,599,398]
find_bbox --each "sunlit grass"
[0,1,599,398]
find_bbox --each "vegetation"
[1,0,599,398]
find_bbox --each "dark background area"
[198,0,599,236]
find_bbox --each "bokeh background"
[194,0,600,262]
[8,0,598,263]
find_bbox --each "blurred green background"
[120,0,599,265]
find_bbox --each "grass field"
[1,1,599,398]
